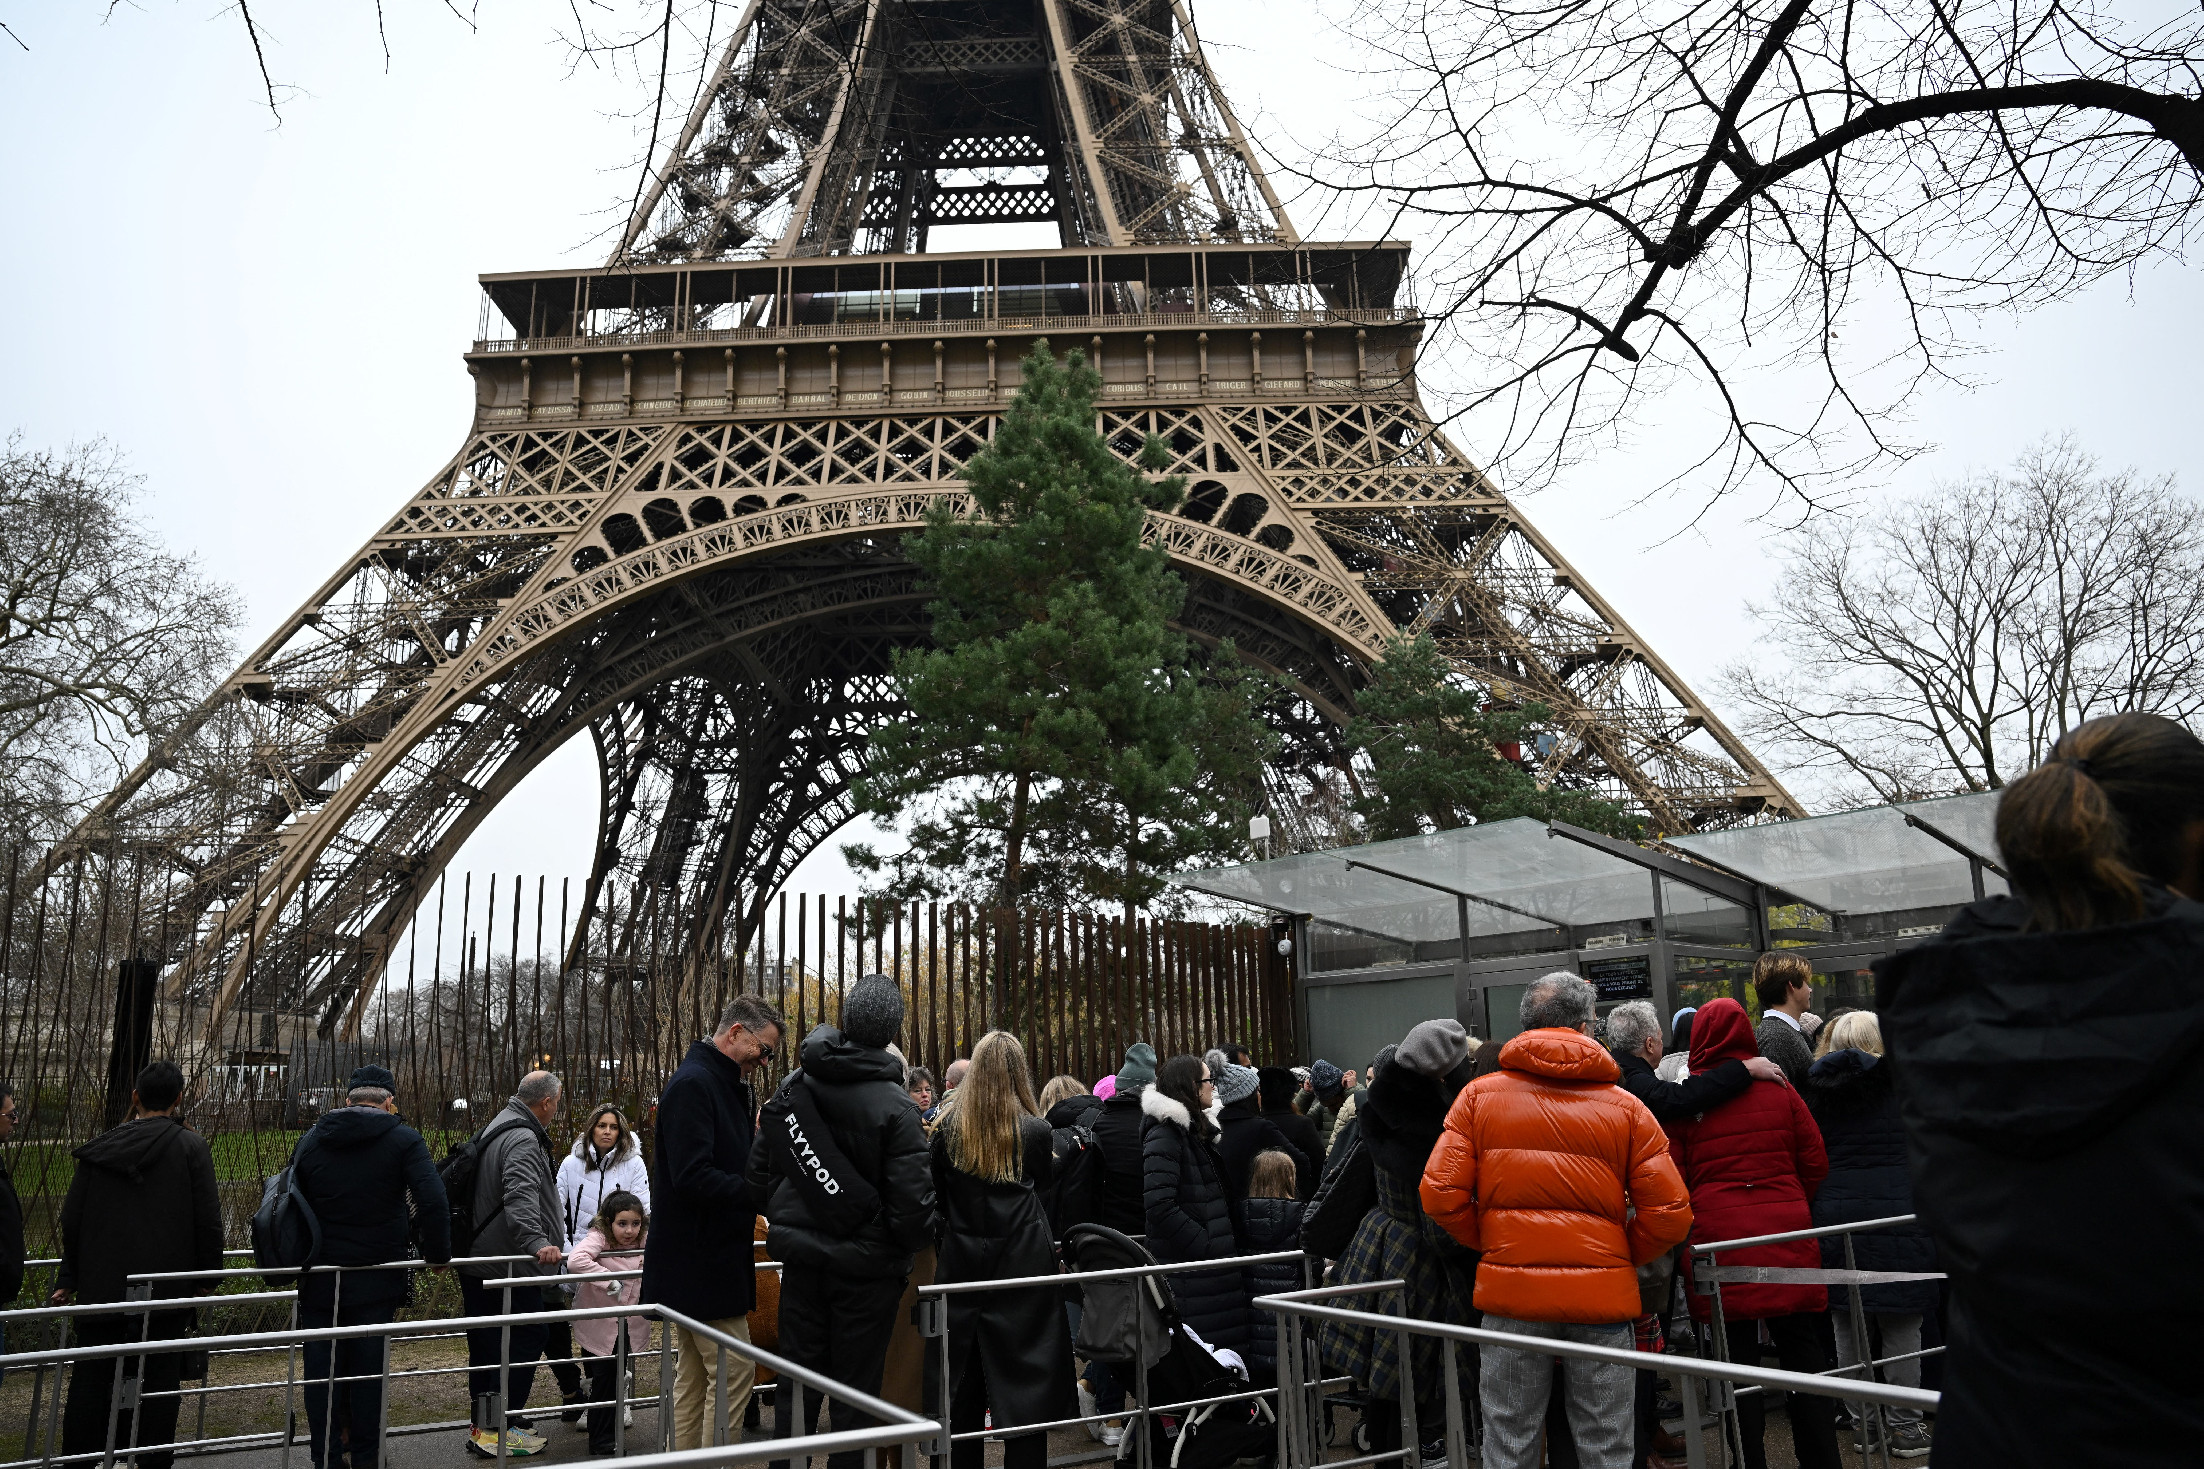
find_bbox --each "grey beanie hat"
[1396,1018,1471,1078]
[1214,1062,1259,1106]
[1117,1042,1158,1089]
[842,973,905,1049]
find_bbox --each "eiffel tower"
[58,0,1800,1040]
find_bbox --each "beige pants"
[671,1316,757,1451]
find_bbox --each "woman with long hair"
[1141,1052,1253,1360]
[566,1191,650,1456]
[1879,713,2204,1466]
[549,1103,650,1422]
[928,1031,1074,1469]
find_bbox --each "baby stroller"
[1064,1224,1276,1469]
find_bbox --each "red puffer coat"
[1668,998,1830,1321]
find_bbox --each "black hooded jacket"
[58,1116,221,1305]
[292,1105,451,1307]
[749,1025,936,1278]
[1876,890,2204,1465]
[1089,1087,1149,1235]
[1800,1048,1935,1314]
[1215,1097,1309,1204]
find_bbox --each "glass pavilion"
[1170,792,2005,1073]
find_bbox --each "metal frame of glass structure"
[1171,792,2007,1060]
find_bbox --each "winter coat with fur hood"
[1141,1085,1253,1355]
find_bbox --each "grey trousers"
[1833,1312,1925,1427]
[1477,1316,1634,1469]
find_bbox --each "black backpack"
[437,1116,532,1256]
[1043,1117,1107,1241]
[1298,1127,1375,1259]
[251,1133,323,1271]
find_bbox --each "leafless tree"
[0,437,239,845]
[1717,439,2204,807]
[1310,0,2204,511]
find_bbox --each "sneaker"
[466,1429,545,1458]
[1417,1438,1448,1469]
[1101,1424,1124,1448]
[1889,1422,1933,1458]
[561,1392,586,1424]
[1080,1383,1104,1442]
[513,1428,548,1452]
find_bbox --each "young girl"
[566,1190,651,1457]
[1235,1149,1305,1384]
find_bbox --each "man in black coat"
[751,976,934,1469]
[1212,1063,1309,1202]
[1604,1000,1780,1122]
[1256,1066,1322,1198]
[51,1060,222,1469]
[290,1065,451,1469]
[643,993,784,1453]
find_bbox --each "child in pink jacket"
[566,1190,650,1456]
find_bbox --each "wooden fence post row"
[0,855,1297,1246]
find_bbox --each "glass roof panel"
[1669,791,2005,914]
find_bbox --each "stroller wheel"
[1322,1401,1340,1446]
[1353,1421,1374,1453]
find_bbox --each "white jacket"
[555,1143,652,1247]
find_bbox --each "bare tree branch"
[1304,0,2204,511]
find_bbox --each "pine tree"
[1347,634,1643,839]
[852,341,1276,914]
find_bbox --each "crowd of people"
[13,711,2204,1469]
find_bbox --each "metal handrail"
[1690,1213,1920,1254]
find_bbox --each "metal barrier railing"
[1256,1278,1940,1469]
[0,1290,935,1469]
[916,1247,1344,1469]
[0,1247,813,1469]
[1692,1212,1945,1469]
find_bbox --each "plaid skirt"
[1317,1175,1477,1404]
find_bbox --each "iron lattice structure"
[56,4,1800,1042]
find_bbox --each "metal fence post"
[660,1317,677,1453]
[1441,1338,1469,1469]
[1392,1286,1417,1463]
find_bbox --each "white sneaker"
[1102,1424,1124,1448]
[1080,1384,1104,1442]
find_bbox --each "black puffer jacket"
[292,1106,451,1308]
[1215,1098,1309,1203]
[1141,1087,1251,1357]
[1235,1196,1305,1381]
[1802,1048,1936,1314]
[1876,890,2204,1466]
[1090,1087,1148,1235]
[750,1025,936,1278]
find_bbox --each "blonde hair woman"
[928,1031,1074,1469]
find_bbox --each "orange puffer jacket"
[1421,1027,1692,1324]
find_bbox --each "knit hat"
[1204,1047,1228,1076]
[842,973,905,1049]
[347,1064,397,1095]
[1214,1063,1259,1106]
[1309,1059,1344,1096]
[1116,1042,1158,1090]
[1395,1019,1470,1078]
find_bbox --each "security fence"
[0,848,1293,1274]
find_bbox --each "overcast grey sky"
[4,0,2195,895]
